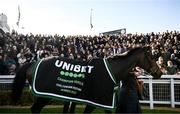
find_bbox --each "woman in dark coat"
[115,67,142,113]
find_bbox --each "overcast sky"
[0,0,180,35]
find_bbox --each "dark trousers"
[116,87,142,113]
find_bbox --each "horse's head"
[137,46,162,79]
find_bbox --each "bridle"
[142,49,159,76]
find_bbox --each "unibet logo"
[55,60,94,73]
[60,71,85,78]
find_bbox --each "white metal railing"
[0,75,14,83]
[138,75,180,109]
[0,75,180,109]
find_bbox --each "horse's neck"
[107,55,137,81]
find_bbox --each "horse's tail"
[11,62,33,103]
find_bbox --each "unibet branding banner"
[32,57,117,109]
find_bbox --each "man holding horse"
[115,67,143,113]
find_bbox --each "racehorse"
[11,46,162,113]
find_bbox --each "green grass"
[0,106,180,113]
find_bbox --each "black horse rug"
[32,56,118,109]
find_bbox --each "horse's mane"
[106,47,144,59]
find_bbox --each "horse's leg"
[63,102,76,113]
[83,105,96,113]
[63,102,70,113]
[69,102,76,113]
[31,97,51,114]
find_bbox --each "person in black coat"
[115,67,142,113]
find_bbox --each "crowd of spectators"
[0,30,180,75]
